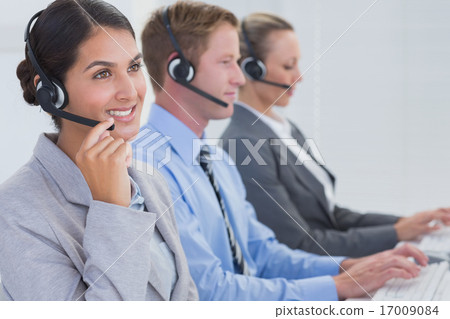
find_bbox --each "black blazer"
[221,103,399,257]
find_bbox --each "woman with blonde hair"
[221,12,450,257]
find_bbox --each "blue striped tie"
[199,145,250,276]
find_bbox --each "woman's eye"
[128,63,142,72]
[284,65,294,70]
[94,70,111,79]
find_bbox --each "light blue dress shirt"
[132,103,345,301]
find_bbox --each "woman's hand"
[75,118,132,207]
[395,208,450,241]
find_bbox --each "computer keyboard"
[419,227,450,252]
[373,261,450,301]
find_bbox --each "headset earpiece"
[167,56,195,83]
[35,78,68,111]
[51,78,69,109]
[240,57,266,81]
[35,81,54,112]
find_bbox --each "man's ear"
[167,52,179,64]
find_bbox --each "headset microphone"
[240,20,291,90]
[163,7,228,108]
[24,10,114,130]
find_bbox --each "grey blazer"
[0,133,198,300]
[221,103,399,257]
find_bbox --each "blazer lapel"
[33,133,92,206]
[233,104,336,223]
[129,168,192,301]
[128,168,171,300]
[289,125,338,226]
[283,146,332,217]
[289,123,336,185]
[289,125,336,187]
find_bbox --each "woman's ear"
[33,75,41,88]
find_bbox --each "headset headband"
[241,20,258,60]
[24,10,53,88]
[163,7,190,66]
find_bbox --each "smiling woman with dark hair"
[0,0,197,301]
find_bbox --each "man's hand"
[334,244,428,300]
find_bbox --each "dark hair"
[16,0,135,130]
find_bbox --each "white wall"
[1,0,449,217]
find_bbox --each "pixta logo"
[132,128,172,175]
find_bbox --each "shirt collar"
[147,103,208,165]
[237,101,291,137]
[129,175,145,209]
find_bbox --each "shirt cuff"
[294,275,339,301]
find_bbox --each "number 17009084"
[380,305,439,316]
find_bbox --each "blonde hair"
[240,12,293,63]
[141,1,238,92]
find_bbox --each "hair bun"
[16,57,38,105]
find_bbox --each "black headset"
[24,10,114,130]
[240,20,290,89]
[163,6,228,107]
